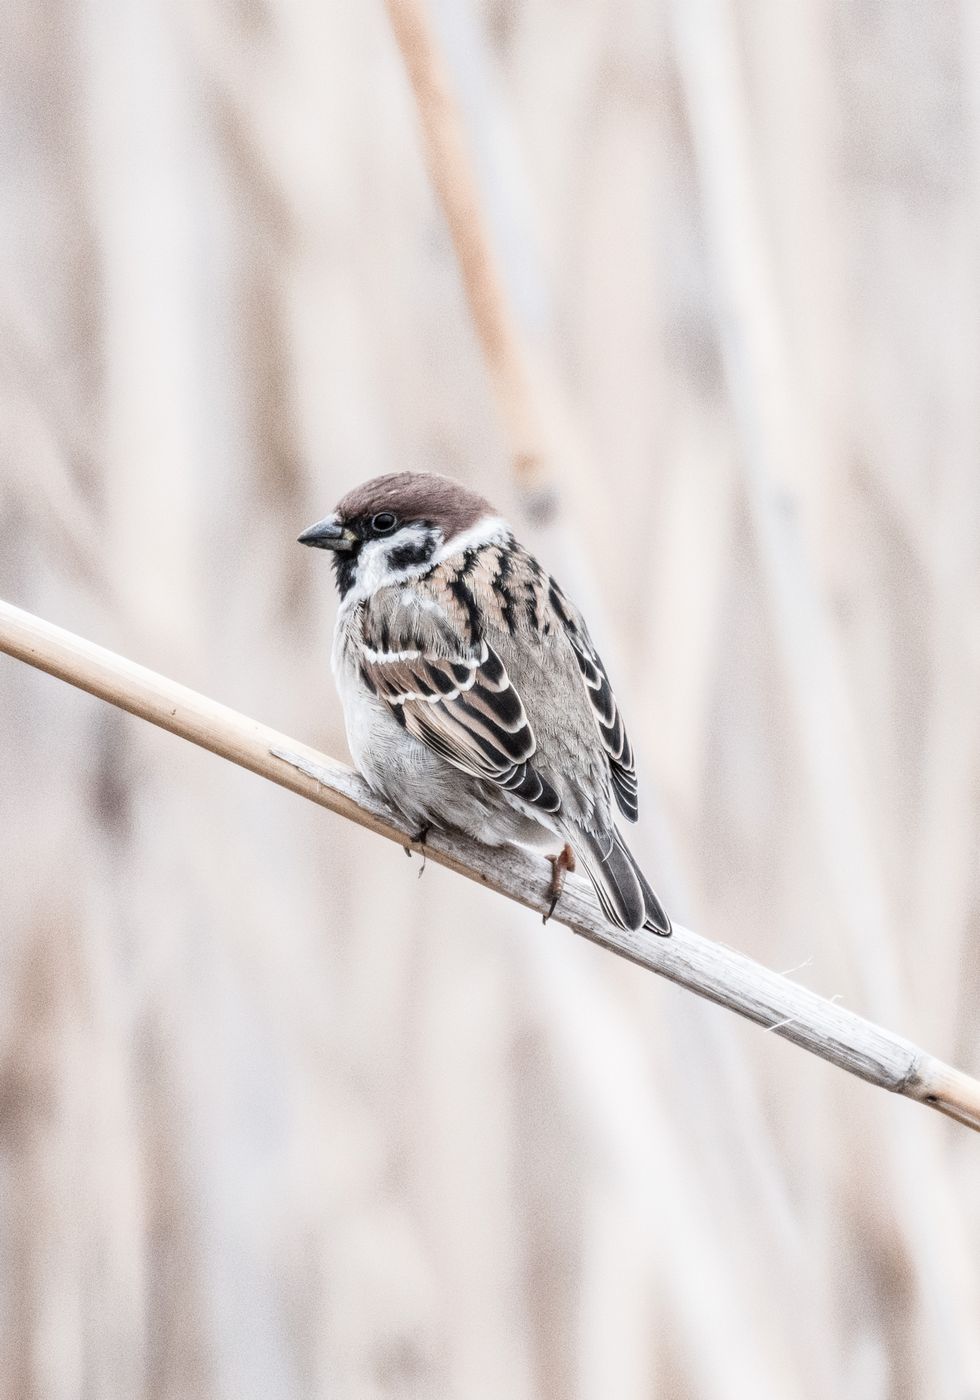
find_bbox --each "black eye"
[371,512,398,535]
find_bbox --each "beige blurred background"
[2,1,980,1397]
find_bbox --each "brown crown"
[335,472,496,539]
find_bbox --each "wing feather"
[546,578,640,823]
[358,600,558,814]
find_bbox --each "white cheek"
[354,538,394,594]
[347,524,444,599]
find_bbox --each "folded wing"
[546,578,639,822]
[359,624,561,816]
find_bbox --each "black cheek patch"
[388,536,436,571]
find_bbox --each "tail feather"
[578,828,671,936]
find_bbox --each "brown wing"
[358,605,561,816]
[545,578,639,822]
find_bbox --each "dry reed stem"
[2,594,978,1135]
[383,0,553,514]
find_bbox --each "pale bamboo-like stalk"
[2,595,978,1135]
[383,0,552,512]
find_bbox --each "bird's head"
[298,472,504,598]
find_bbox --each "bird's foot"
[404,823,431,877]
[544,843,576,923]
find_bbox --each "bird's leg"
[544,843,576,923]
[406,822,431,877]
[404,821,431,856]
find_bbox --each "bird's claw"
[405,823,431,877]
[543,843,576,923]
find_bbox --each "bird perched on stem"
[299,472,670,935]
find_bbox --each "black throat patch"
[332,547,361,599]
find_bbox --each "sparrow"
[298,472,670,935]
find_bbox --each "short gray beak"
[297,515,355,550]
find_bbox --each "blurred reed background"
[1,1,979,1396]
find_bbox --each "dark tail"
[578,827,671,936]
